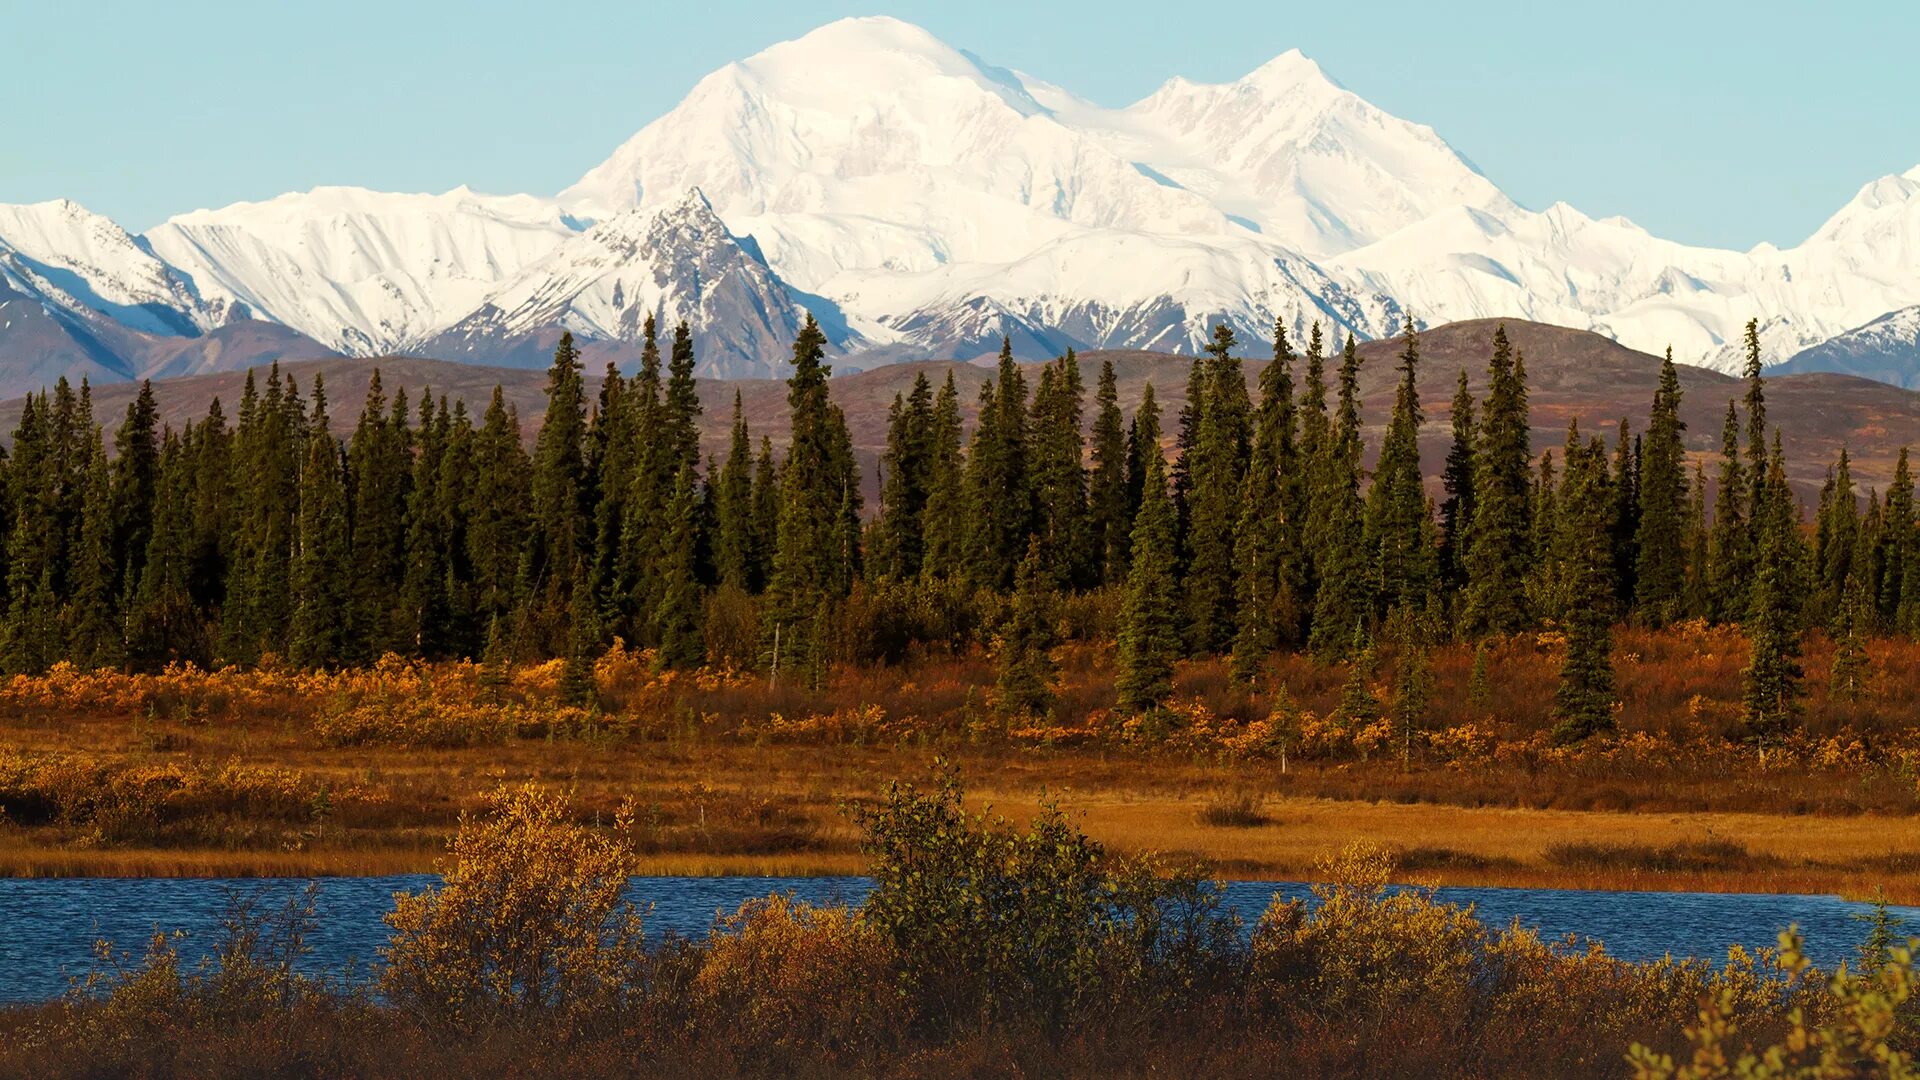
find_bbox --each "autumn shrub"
[380,784,648,1026]
[851,766,1239,1033]
[688,895,904,1068]
[1248,841,1486,1020]
[1628,929,1919,1078]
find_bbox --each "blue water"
[0,876,1910,1003]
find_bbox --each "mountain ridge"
[4,16,1920,390]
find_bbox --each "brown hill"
[6,319,1918,508]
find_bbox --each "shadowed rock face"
[5,318,1915,510]
[1777,305,1920,389]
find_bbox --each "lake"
[0,875,1910,1003]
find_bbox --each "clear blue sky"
[9,0,1916,247]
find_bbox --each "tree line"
[0,311,1897,740]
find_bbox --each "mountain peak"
[1239,47,1338,92]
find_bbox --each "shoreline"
[6,790,1916,904]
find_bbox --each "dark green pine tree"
[1184,325,1252,654]
[1088,359,1131,586]
[560,559,601,708]
[1682,461,1713,620]
[344,372,413,661]
[918,372,967,585]
[2,392,62,672]
[1124,382,1164,542]
[221,366,301,666]
[663,321,704,473]
[1609,419,1640,609]
[466,389,530,630]
[127,428,212,669]
[523,332,591,649]
[64,434,122,670]
[870,374,934,582]
[963,339,1033,590]
[1741,319,1770,527]
[1634,351,1689,625]
[1308,334,1371,657]
[1884,448,1917,632]
[1438,370,1477,597]
[750,435,781,591]
[401,394,455,657]
[1707,401,1752,622]
[1741,525,1805,743]
[111,379,162,599]
[1463,325,1534,637]
[653,463,705,670]
[1527,449,1561,622]
[435,401,480,658]
[1364,317,1436,618]
[616,317,667,629]
[1029,351,1090,587]
[1817,448,1860,618]
[587,362,637,618]
[713,391,758,592]
[1829,574,1872,703]
[1115,424,1180,714]
[289,378,351,669]
[764,315,858,679]
[995,536,1057,717]
[1551,429,1618,743]
[1231,322,1302,681]
[1295,323,1330,615]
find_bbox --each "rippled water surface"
[1,876,1911,1003]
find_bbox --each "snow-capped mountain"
[0,199,220,337]
[145,186,577,355]
[1776,304,1920,388]
[420,190,820,378]
[4,15,1920,393]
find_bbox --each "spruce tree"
[750,435,780,591]
[1088,359,1131,586]
[713,391,757,592]
[1463,326,1534,636]
[65,436,121,669]
[1741,526,1805,742]
[560,559,601,709]
[467,389,530,627]
[401,393,454,657]
[918,372,967,584]
[1307,335,1371,657]
[289,378,350,669]
[1829,575,1871,703]
[111,379,161,597]
[1707,401,1752,622]
[1609,419,1640,609]
[1551,429,1618,743]
[1887,448,1918,632]
[1439,370,1476,596]
[1818,448,1860,615]
[995,536,1057,717]
[1184,324,1251,653]
[1029,351,1090,587]
[963,339,1033,590]
[764,316,858,675]
[1115,420,1180,714]
[653,463,705,670]
[1231,322,1302,681]
[345,372,412,660]
[872,375,934,582]
[1634,351,1689,625]
[525,333,591,646]
[1364,317,1434,618]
